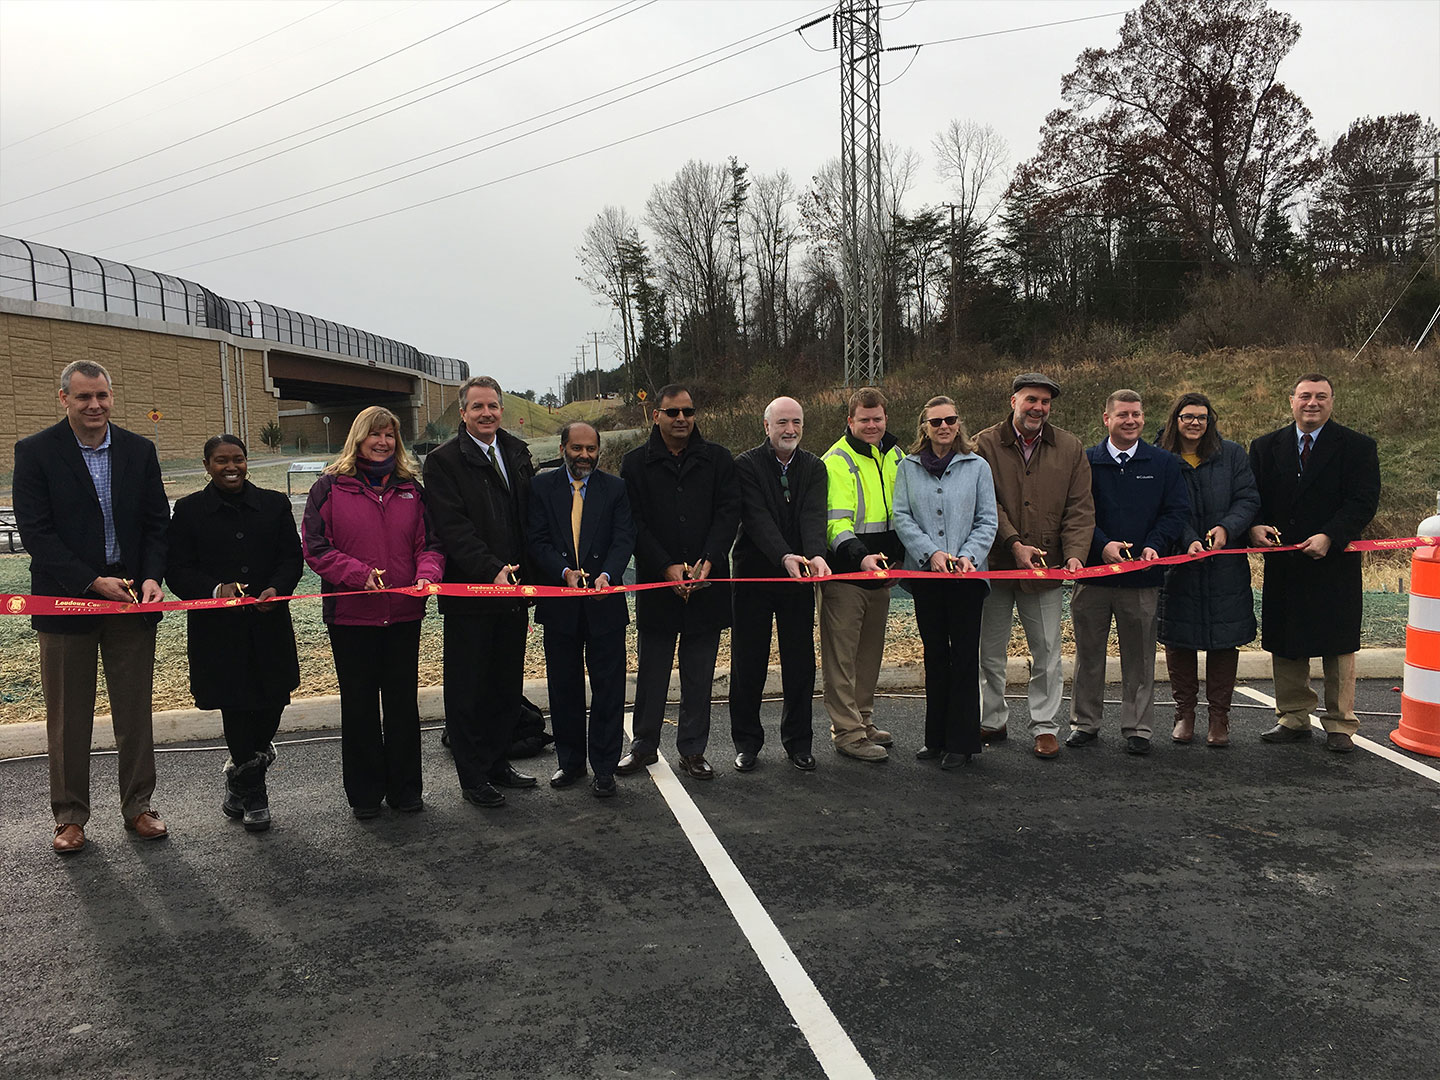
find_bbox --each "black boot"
[222,763,245,821]
[228,749,273,832]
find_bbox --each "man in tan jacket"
[972,373,1094,758]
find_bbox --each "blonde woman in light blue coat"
[893,395,998,770]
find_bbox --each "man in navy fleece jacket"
[1066,389,1191,755]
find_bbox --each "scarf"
[357,455,395,488]
[919,448,955,478]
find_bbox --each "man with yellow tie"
[527,421,636,797]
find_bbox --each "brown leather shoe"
[52,824,85,854]
[864,725,893,748]
[676,754,715,780]
[124,809,169,841]
[1206,715,1231,747]
[980,726,1008,743]
[1033,733,1060,759]
[1325,732,1356,753]
[1172,715,1195,743]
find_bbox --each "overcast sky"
[1,0,1436,397]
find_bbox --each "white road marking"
[624,714,875,1080]
[1235,686,1440,786]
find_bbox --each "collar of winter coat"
[903,448,982,470]
[200,479,264,512]
[331,471,415,496]
[842,428,899,458]
[1090,436,1157,464]
[456,423,524,461]
[644,422,708,461]
[998,419,1056,447]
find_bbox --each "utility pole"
[592,330,603,399]
[834,1,884,386]
[1433,151,1439,275]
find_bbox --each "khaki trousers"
[1069,583,1159,739]
[818,581,890,747]
[1271,653,1359,734]
[979,582,1064,736]
[39,617,158,826]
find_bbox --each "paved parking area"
[2,679,1437,1079]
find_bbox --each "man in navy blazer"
[13,360,172,853]
[528,421,636,797]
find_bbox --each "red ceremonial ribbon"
[2,536,1435,617]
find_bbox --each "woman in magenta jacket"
[303,406,445,818]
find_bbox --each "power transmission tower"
[592,330,603,398]
[836,0,884,386]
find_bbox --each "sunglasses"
[661,407,696,418]
[926,415,960,428]
[1177,413,1209,424]
[779,471,791,503]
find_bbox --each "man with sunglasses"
[820,386,907,762]
[973,373,1094,759]
[618,385,740,781]
[729,397,831,773]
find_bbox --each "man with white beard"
[728,397,831,772]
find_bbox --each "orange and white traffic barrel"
[1392,496,1440,757]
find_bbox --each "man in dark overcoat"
[728,396,830,773]
[617,385,740,781]
[1248,373,1380,752]
[423,375,539,807]
[13,359,172,853]
[528,421,635,797]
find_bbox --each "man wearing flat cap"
[972,374,1094,758]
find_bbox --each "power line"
[0,1,344,152]
[8,0,655,234]
[10,2,420,169]
[0,2,510,209]
[104,5,830,259]
[165,65,836,273]
[884,9,1128,52]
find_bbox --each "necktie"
[570,479,584,560]
[1117,451,1129,466]
[490,446,508,491]
[1299,433,1312,472]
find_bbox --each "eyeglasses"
[926,415,960,428]
[1177,413,1209,425]
[661,407,696,418]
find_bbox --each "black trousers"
[444,609,527,792]
[543,610,626,780]
[221,706,284,765]
[630,627,721,757]
[327,621,423,810]
[911,579,987,755]
[729,582,815,756]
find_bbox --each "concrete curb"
[0,648,1406,760]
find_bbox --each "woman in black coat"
[166,434,303,831]
[1156,394,1260,748]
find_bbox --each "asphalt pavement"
[2,679,1437,1079]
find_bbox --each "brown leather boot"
[1166,646,1198,743]
[1205,648,1239,748]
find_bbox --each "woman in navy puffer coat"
[1156,393,1260,748]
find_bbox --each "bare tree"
[744,169,797,352]
[576,206,641,376]
[933,119,1010,329]
[644,160,737,372]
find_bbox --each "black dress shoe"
[462,784,505,808]
[677,754,715,780]
[939,752,972,770]
[788,752,817,771]
[734,751,758,772]
[440,728,452,749]
[616,749,659,775]
[550,767,586,789]
[915,746,942,761]
[1125,735,1152,755]
[592,775,617,798]
[1261,723,1312,743]
[389,799,425,813]
[1066,729,1098,747]
[1325,732,1356,753]
[489,764,538,789]
[352,805,382,820]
